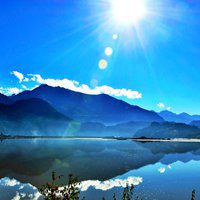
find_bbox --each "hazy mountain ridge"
[135,122,200,139]
[11,84,164,124]
[158,110,200,124]
[77,121,150,137]
[190,120,200,128]
[0,85,199,138]
[0,98,76,136]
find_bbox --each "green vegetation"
[40,172,197,200]
[40,172,140,200]
[40,172,82,200]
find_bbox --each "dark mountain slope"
[0,93,13,104]
[0,98,75,136]
[11,85,163,124]
[135,122,200,139]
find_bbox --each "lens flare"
[112,34,118,40]
[105,47,113,56]
[98,59,108,70]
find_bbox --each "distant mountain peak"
[11,85,163,124]
[158,110,200,124]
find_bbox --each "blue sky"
[0,0,200,114]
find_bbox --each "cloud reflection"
[158,167,166,173]
[79,176,143,191]
[0,177,41,200]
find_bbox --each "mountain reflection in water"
[0,139,200,200]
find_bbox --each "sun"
[111,0,147,26]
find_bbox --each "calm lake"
[1,139,200,200]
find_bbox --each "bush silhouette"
[40,172,139,200]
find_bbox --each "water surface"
[0,139,200,199]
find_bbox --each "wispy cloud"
[166,107,171,111]
[1,178,20,187]
[9,71,142,99]
[0,177,41,200]
[157,102,165,109]
[158,167,166,174]
[157,102,171,111]
[11,71,24,83]
[27,74,142,99]
[11,192,21,200]
[0,176,142,200]
[0,87,22,95]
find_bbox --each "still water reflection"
[0,139,200,199]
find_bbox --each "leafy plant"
[40,172,81,200]
[40,172,140,200]
[40,175,198,200]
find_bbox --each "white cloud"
[167,107,171,111]
[8,71,142,99]
[26,74,142,99]
[157,102,165,109]
[11,71,24,83]
[2,178,20,187]
[0,176,142,199]
[19,185,24,190]
[20,193,26,198]
[0,87,21,95]
[0,177,41,200]
[23,77,29,82]
[32,192,41,200]
[0,87,22,95]
[21,85,27,89]
[0,87,3,93]
[7,88,22,95]
[28,192,41,200]
[168,165,172,169]
[158,167,166,173]
[157,103,172,111]
[11,192,21,200]
[79,176,142,191]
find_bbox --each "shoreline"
[1,135,200,143]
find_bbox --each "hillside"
[11,84,164,124]
[0,98,75,136]
[0,93,13,104]
[134,122,200,139]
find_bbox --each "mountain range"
[135,122,200,139]
[10,84,163,124]
[77,121,151,137]
[0,84,200,138]
[158,110,200,124]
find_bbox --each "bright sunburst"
[111,0,147,25]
